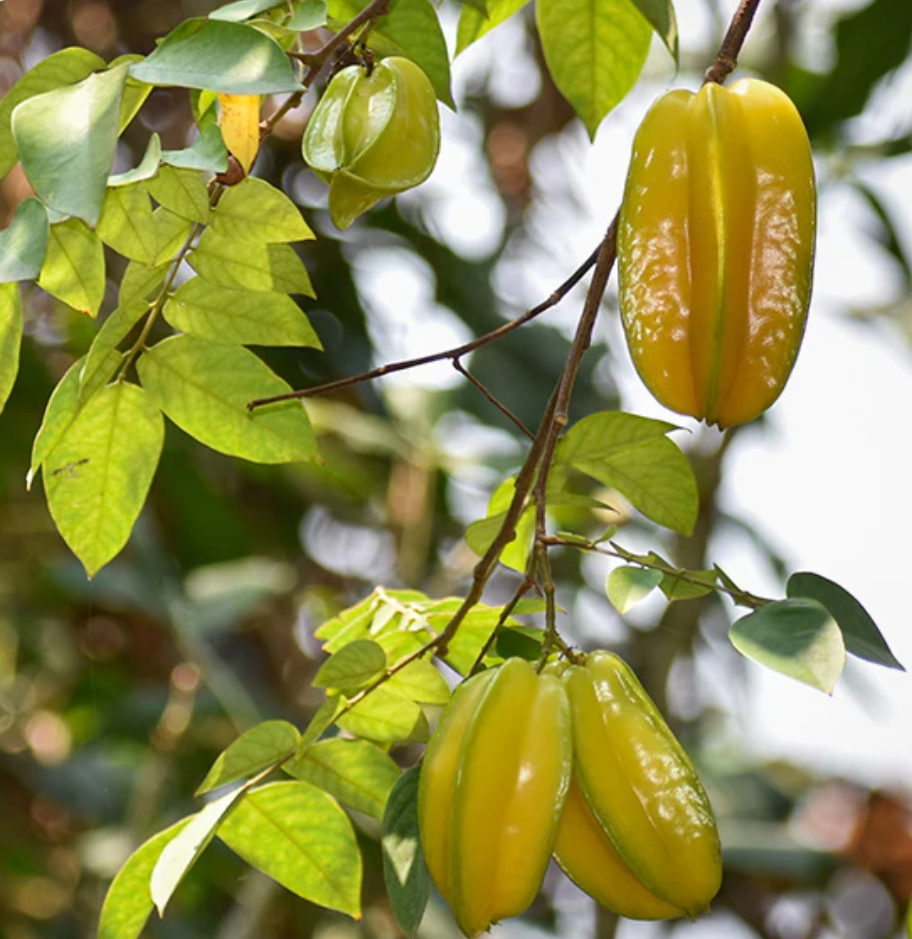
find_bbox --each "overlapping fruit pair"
[618,78,817,428]
[418,654,722,937]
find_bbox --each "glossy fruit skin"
[561,651,722,916]
[302,57,440,230]
[417,658,572,937]
[618,79,816,428]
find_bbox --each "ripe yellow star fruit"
[302,56,440,230]
[559,651,722,917]
[417,658,572,937]
[617,79,816,428]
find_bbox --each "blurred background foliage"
[1,0,912,938]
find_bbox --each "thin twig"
[704,0,763,84]
[452,359,534,439]
[248,244,600,410]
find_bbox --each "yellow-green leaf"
[197,720,300,795]
[0,284,23,415]
[212,176,314,243]
[147,165,211,223]
[456,0,530,54]
[97,184,158,264]
[38,219,105,316]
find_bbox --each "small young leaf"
[164,279,321,348]
[556,411,697,535]
[787,572,905,671]
[197,720,301,795]
[0,48,106,180]
[129,20,303,95]
[212,176,314,243]
[606,565,663,614]
[660,568,718,602]
[147,165,211,223]
[0,197,50,284]
[151,788,243,915]
[285,738,401,819]
[137,334,320,464]
[337,686,429,744]
[38,219,105,316]
[161,123,229,173]
[108,133,162,187]
[189,229,314,295]
[456,0,528,54]
[44,382,164,577]
[96,184,158,265]
[537,0,652,139]
[313,639,388,695]
[218,94,261,173]
[729,598,846,694]
[382,766,430,937]
[13,64,128,225]
[97,818,191,939]
[0,284,23,415]
[217,781,362,917]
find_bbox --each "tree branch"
[704,0,763,84]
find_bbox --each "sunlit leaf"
[337,686,429,744]
[212,176,314,243]
[197,720,301,795]
[0,284,23,416]
[218,781,362,917]
[218,94,261,173]
[12,64,128,225]
[456,0,529,54]
[161,124,229,173]
[147,166,211,223]
[0,197,49,284]
[730,598,846,694]
[137,334,320,464]
[38,219,105,316]
[606,565,663,614]
[130,20,303,95]
[285,738,401,818]
[314,639,387,695]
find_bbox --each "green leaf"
[97,819,191,939]
[96,184,159,265]
[382,767,430,937]
[0,284,23,416]
[130,19,303,95]
[729,598,846,694]
[494,625,544,662]
[197,720,301,795]
[137,334,320,464]
[161,123,229,173]
[218,781,362,917]
[536,0,651,138]
[556,411,697,535]
[12,64,128,225]
[629,0,678,61]
[298,696,344,752]
[285,738,401,819]
[189,229,314,295]
[147,166,211,223]
[119,261,167,308]
[327,0,453,108]
[28,354,118,487]
[456,0,529,54]
[44,382,164,577]
[0,197,49,284]
[0,48,106,180]
[314,639,387,695]
[108,133,162,187]
[465,477,534,574]
[787,572,905,671]
[289,1,329,30]
[210,0,285,20]
[38,219,105,316]
[80,303,148,400]
[337,686,429,744]
[151,206,194,266]
[151,788,244,915]
[606,565,663,614]
[659,567,717,601]
[164,279,322,348]
[212,177,314,243]
[385,659,450,705]
[116,64,153,134]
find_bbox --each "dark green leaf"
[382,767,430,937]
[629,0,678,62]
[730,598,846,694]
[313,639,387,695]
[119,261,167,307]
[537,0,651,138]
[494,626,544,662]
[218,781,362,917]
[97,819,191,939]
[787,572,904,671]
[197,720,301,795]
[0,197,49,284]
[285,738,401,818]
[854,179,912,291]
[96,184,159,265]
[13,65,127,225]
[137,334,320,464]
[130,20,303,95]
[659,567,717,602]
[0,48,106,179]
